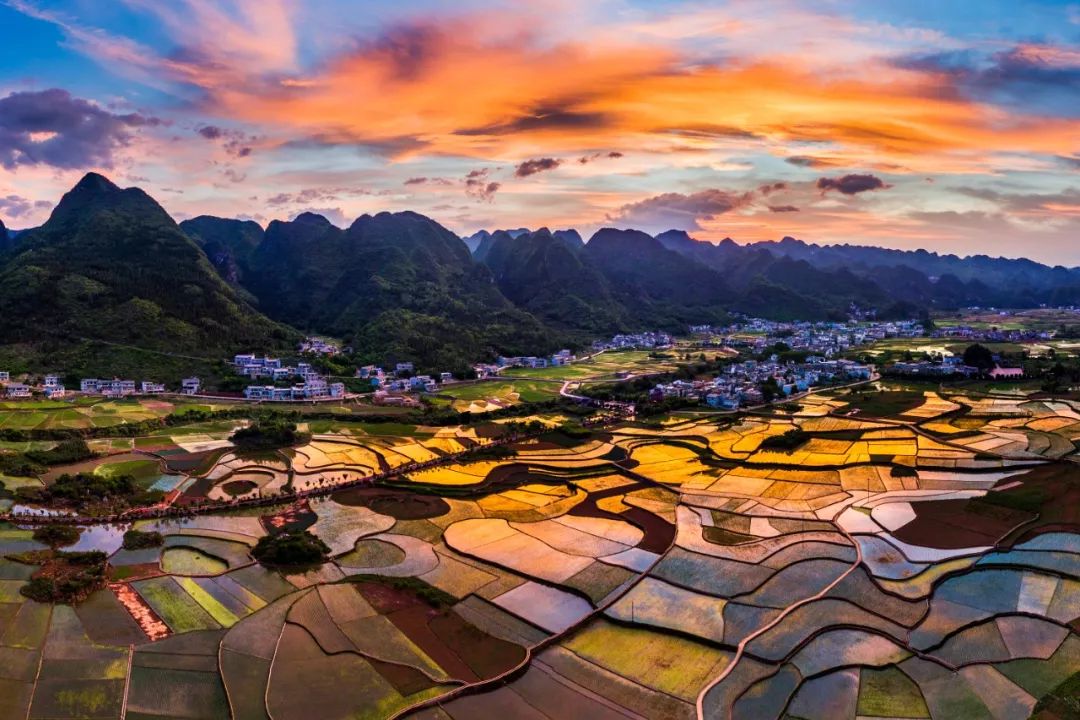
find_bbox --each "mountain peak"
[552,229,583,246]
[47,171,168,229]
[292,211,333,226]
[71,172,121,196]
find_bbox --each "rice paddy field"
[0,385,1077,719]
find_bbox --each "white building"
[103,380,137,398]
[6,383,31,398]
[141,381,166,394]
[181,377,201,395]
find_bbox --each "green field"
[501,350,678,381]
[0,398,176,431]
[438,379,561,411]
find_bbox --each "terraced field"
[0,389,1076,719]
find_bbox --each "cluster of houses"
[0,371,32,399]
[80,377,201,396]
[651,357,873,410]
[0,373,64,399]
[886,356,1024,380]
[298,337,341,355]
[0,371,202,399]
[356,363,454,394]
[234,354,345,401]
[593,332,673,351]
[489,349,576,373]
[693,319,925,357]
[930,325,1053,342]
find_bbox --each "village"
[690,317,927,355]
[0,318,1034,406]
[649,355,874,410]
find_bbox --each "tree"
[252,529,330,567]
[962,343,995,372]
[122,529,164,550]
[33,524,80,548]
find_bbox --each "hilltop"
[0,173,299,379]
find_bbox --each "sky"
[0,0,1077,262]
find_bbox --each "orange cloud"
[195,16,1077,174]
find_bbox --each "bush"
[25,438,94,466]
[252,529,330,567]
[231,420,311,450]
[18,550,108,604]
[558,421,591,439]
[15,472,163,514]
[32,524,81,547]
[759,428,808,451]
[122,529,164,550]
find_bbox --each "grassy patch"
[175,576,239,627]
[856,667,929,718]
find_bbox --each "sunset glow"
[1,0,1077,260]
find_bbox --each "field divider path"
[693,508,864,720]
[2,416,631,526]
[120,643,134,719]
[390,475,681,719]
[23,605,52,720]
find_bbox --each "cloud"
[578,151,623,164]
[785,155,840,168]
[0,194,51,219]
[816,174,889,195]
[607,189,753,231]
[956,186,1080,215]
[263,187,373,207]
[768,205,799,212]
[13,3,1078,171]
[759,181,787,195]
[897,44,1080,116]
[0,88,161,170]
[404,176,452,187]
[1058,155,1080,170]
[193,123,257,157]
[515,157,561,177]
[465,169,500,201]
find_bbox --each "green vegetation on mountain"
[179,215,263,288]
[0,173,300,380]
[245,211,559,371]
[583,228,732,327]
[8,174,1080,383]
[480,228,627,334]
